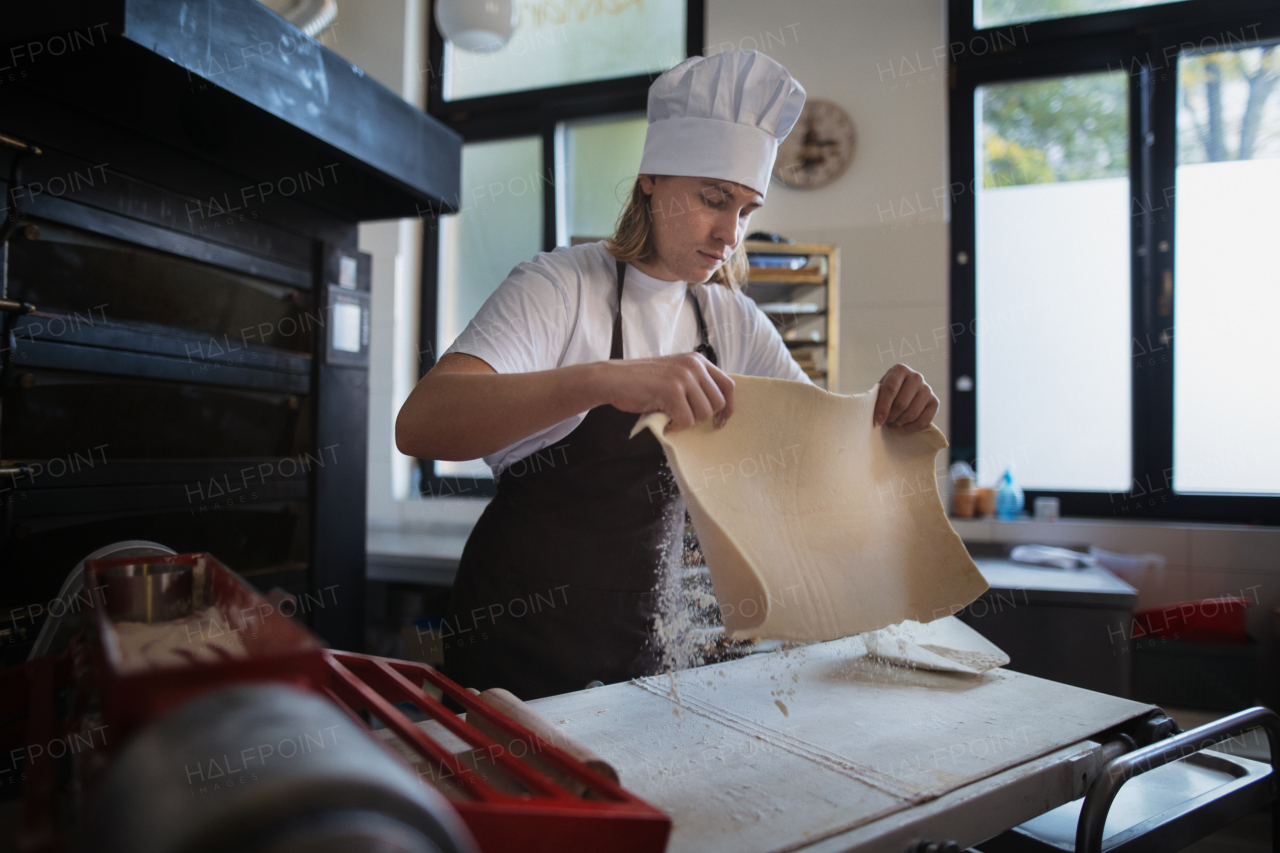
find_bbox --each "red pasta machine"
[2,551,671,853]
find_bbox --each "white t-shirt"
[444,240,810,475]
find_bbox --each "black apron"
[442,259,718,700]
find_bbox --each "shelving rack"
[742,240,840,391]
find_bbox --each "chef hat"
[639,50,806,198]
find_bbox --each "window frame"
[947,0,1280,524]
[415,0,705,498]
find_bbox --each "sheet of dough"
[631,376,987,641]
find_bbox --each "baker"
[396,50,939,700]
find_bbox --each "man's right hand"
[594,352,735,432]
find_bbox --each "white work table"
[522,636,1155,853]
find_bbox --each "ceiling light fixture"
[434,0,518,52]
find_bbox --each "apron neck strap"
[611,260,625,360]
[687,283,718,367]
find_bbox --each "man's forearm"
[395,362,606,461]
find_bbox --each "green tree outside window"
[981,72,1128,188]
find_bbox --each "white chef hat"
[639,50,806,198]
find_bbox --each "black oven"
[0,0,460,658]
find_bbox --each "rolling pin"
[464,687,620,797]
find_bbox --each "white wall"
[710,0,953,428]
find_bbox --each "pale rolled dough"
[631,376,987,642]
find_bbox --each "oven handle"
[1076,705,1279,853]
[0,298,35,315]
[0,132,41,155]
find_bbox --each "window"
[975,72,1132,491]
[556,113,648,245]
[1174,45,1280,495]
[977,0,1177,29]
[948,0,1280,523]
[417,2,704,496]
[434,136,545,482]
[436,136,545,359]
[442,0,686,101]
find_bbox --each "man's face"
[639,174,764,283]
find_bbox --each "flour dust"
[645,478,755,677]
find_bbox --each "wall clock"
[772,99,856,189]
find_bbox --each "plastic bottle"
[995,468,1024,521]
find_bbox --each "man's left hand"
[873,364,938,433]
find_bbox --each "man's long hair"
[604,176,748,290]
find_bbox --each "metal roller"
[68,684,478,853]
[28,540,178,661]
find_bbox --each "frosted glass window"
[1174,45,1280,495]
[435,137,544,479]
[977,0,1176,29]
[557,114,647,245]
[442,0,685,101]
[975,72,1131,491]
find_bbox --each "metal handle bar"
[1076,706,1279,853]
